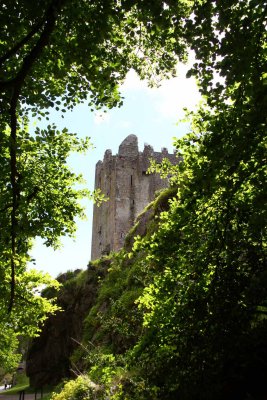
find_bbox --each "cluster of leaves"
[50,375,103,400]
[53,189,177,398]
[75,189,176,367]
[40,107,265,397]
[48,0,266,399]
[0,0,194,369]
[130,113,266,399]
[0,270,60,371]
[1,0,266,397]
[76,122,266,398]
[125,1,266,398]
[0,119,92,370]
[0,0,191,114]
[76,253,145,363]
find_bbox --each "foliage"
[0,329,21,372]
[64,194,176,398]
[0,269,60,371]
[0,0,191,114]
[126,1,267,398]
[9,0,266,398]
[50,375,104,400]
[0,0,193,367]
[132,120,266,398]
[124,186,177,250]
[82,252,145,354]
[4,373,29,395]
[65,1,266,399]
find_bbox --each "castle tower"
[91,134,178,260]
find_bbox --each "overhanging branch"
[0,0,65,92]
[0,16,46,66]
[7,0,66,313]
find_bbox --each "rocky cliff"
[26,264,108,388]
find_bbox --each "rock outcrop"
[26,264,108,388]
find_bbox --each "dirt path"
[0,396,33,400]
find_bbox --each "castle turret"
[118,134,139,158]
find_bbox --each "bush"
[50,375,103,400]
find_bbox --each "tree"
[0,0,193,368]
[129,1,267,399]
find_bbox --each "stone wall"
[91,134,179,260]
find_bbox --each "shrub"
[50,375,103,400]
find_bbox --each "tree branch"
[8,91,19,313]
[11,1,60,95]
[0,16,46,66]
[7,0,66,313]
[0,0,65,92]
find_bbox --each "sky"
[29,60,201,278]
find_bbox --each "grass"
[2,374,48,395]
[4,385,52,399]
[3,372,56,393]
[2,373,55,399]
[4,374,29,395]
[4,384,29,395]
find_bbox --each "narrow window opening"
[130,175,133,186]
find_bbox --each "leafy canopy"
[0,0,193,370]
[129,1,267,398]
[52,0,265,398]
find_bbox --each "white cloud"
[148,54,201,119]
[120,52,201,120]
[152,72,201,119]
[121,69,149,92]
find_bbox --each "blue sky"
[29,60,201,278]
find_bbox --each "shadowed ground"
[0,395,37,400]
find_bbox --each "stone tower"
[91,134,179,260]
